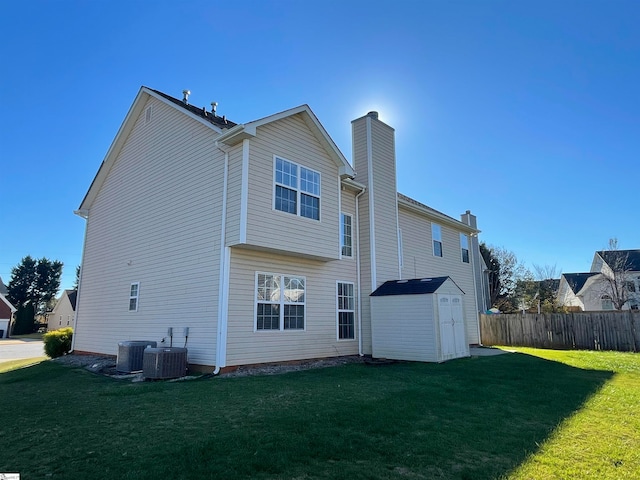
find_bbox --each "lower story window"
[337,282,355,340]
[256,273,305,331]
[601,295,613,310]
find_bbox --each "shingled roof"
[371,276,464,296]
[562,272,599,294]
[597,250,640,272]
[147,88,237,129]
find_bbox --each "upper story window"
[129,282,140,311]
[432,223,443,257]
[460,234,470,263]
[274,156,320,220]
[341,213,353,257]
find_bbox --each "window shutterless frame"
[460,233,470,263]
[255,271,306,331]
[340,213,353,258]
[432,223,443,257]
[129,282,140,312]
[273,155,321,221]
[336,281,356,340]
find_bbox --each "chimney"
[182,89,191,104]
[351,111,400,291]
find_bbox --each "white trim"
[354,186,366,356]
[273,155,321,221]
[398,228,403,269]
[337,177,342,258]
[216,148,230,369]
[129,282,140,312]
[366,116,377,290]
[432,223,443,257]
[340,212,354,259]
[71,217,90,352]
[240,139,250,244]
[254,271,307,332]
[336,281,356,341]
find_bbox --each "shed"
[370,276,470,362]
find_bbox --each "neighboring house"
[558,250,640,311]
[48,289,77,331]
[0,293,16,339]
[72,86,486,370]
[0,277,15,338]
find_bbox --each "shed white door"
[438,294,467,359]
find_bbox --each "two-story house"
[47,289,77,331]
[72,87,485,371]
[558,249,640,311]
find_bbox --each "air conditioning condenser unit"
[143,347,188,379]
[117,340,157,373]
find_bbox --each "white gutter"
[70,217,89,353]
[469,233,482,345]
[354,185,366,356]
[214,142,231,374]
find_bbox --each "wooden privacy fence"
[480,311,640,352]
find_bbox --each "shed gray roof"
[371,277,462,296]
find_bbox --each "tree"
[6,256,63,334]
[480,243,501,308]
[599,238,634,310]
[73,265,81,290]
[532,263,563,313]
[480,243,532,312]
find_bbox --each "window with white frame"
[129,282,140,311]
[337,282,355,340]
[432,223,443,257]
[460,233,470,263]
[256,273,305,330]
[601,295,613,310]
[274,156,320,220]
[341,213,353,257]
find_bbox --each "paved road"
[0,339,45,361]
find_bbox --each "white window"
[341,213,353,257]
[398,229,403,268]
[460,234,470,263]
[129,282,140,311]
[432,223,443,257]
[256,273,305,331]
[274,156,320,220]
[337,282,355,340]
[601,295,613,310]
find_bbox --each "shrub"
[43,327,73,358]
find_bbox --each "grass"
[502,348,640,480]
[0,357,47,373]
[0,349,637,479]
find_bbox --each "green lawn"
[0,348,637,479]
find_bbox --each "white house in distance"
[558,250,640,311]
[72,86,487,371]
[48,289,77,331]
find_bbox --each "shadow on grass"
[0,352,612,480]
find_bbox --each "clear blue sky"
[1,0,638,292]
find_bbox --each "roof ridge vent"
[182,89,191,104]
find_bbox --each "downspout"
[214,141,231,374]
[355,185,366,356]
[470,233,482,345]
[70,210,89,353]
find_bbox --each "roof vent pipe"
[182,89,191,104]
[367,111,379,120]
[211,102,218,116]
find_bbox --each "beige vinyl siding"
[398,207,480,344]
[371,295,438,362]
[369,120,400,284]
[226,248,358,366]
[351,119,373,354]
[242,114,340,260]
[75,96,222,366]
[224,145,244,245]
